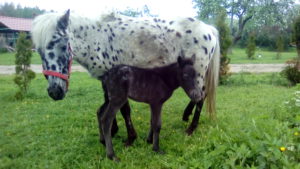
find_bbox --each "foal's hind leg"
[186,99,204,135]
[120,101,137,146]
[182,101,196,121]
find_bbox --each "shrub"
[215,9,232,84]
[245,32,256,59]
[276,35,284,59]
[281,59,300,85]
[14,32,35,100]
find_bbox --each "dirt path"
[0,64,286,75]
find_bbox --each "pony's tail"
[205,27,220,119]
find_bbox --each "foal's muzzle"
[189,90,202,102]
[47,83,65,100]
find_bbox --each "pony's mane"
[31,11,120,49]
[31,12,63,49]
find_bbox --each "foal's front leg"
[101,103,120,161]
[182,101,196,121]
[185,99,204,135]
[149,104,163,153]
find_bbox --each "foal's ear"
[177,56,184,66]
[119,66,131,81]
[57,9,70,31]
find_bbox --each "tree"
[245,32,256,59]
[275,35,284,59]
[118,5,157,17]
[14,32,35,100]
[0,2,45,18]
[216,9,232,84]
[193,0,295,45]
[293,14,300,69]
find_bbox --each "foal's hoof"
[124,139,134,147]
[108,155,120,162]
[100,139,105,145]
[185,127,195,136]
[153,148,165,155]
[146,138,153,144]
[182,116,189,122]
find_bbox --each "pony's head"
[32,10,72,100]
[177,55,201,102]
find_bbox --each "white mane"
[31,13,62,49]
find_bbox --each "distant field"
[0,47,297,65]
[228,48,297,64]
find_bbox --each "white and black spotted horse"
[31,9,220,152]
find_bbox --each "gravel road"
[0,64,286,75]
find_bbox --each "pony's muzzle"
[47,83,65,100]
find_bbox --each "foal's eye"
[183,73,189,79]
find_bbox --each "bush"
[281,59,300,85]
[14,32,35,100]
[215,9,232,84]
[245,32,256,59]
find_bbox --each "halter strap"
[42,43,73,89]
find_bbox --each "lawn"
[0,72,299,168]
[0,47,297,65]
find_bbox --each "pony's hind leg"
[186,99,204,135]
[120,101,137,146]
[182,101,196,121]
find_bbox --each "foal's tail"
[205,27,220,119]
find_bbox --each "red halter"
[42,43,73,89]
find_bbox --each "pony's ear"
[57,9,70,31]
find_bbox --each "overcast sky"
[1,0,198,18]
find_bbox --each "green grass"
[1,73,299,168]
[0,52,42,65]
[0,47,297,65]
[229,48,297,64]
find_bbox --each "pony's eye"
[61,46,67,51]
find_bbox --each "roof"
[0,15,33,32]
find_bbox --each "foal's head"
[177,55,201,102]
[32,10,72,100]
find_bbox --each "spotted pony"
[31,10,220,136]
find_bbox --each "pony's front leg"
[101,103,120,161]
[120,101,137,146]
[150,104,163,154]
[186,99,204,135]
[182,101,196,121]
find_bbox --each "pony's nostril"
[47,85,65,100]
